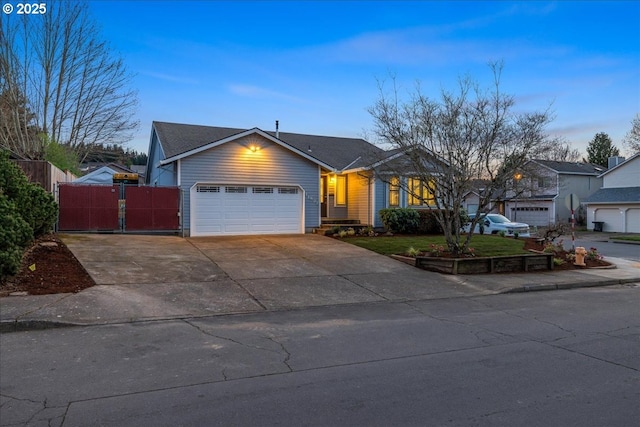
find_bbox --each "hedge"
[0,150,59,278]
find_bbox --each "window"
[537,176,552,188]
[389,176,400,206]
[335,175,346,206]
[225,186,247,193]
[408,177,435,206]
[197,185,220,193]
[253,187,273,194]
[278,187,298,194]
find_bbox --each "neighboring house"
[75,163,141,184]
[502,159,605,227]
[583,153,640,232]
[146,121,444,236]
[462,181,507,216]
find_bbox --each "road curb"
[502,278,639,293]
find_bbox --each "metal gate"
[58,184,180,232]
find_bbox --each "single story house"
[75,163,142,185]
[584,153,640,233]
[145,121,442,236]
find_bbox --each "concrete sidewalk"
[1,234,639,332]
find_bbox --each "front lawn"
[610,235,640,242]
[345,234,530,257]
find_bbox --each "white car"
[464,213,531,237]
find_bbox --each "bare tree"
[623,113,640,155]
[535,137,582,162]
[368,63,554,255]
[0,0,138,162]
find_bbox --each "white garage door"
[191,184,303,236]
[513,207,551,227]
[594,208,621,232]
[626,208,640,233]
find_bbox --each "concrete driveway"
[3,233,638,329]
[50,233,475,324]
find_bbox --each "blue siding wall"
[180,134,321,232]
[147,130,176,186]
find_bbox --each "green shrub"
[0,151,58,238]
[417,209,470,234]
[379,208,420,234]
[417,210,441,234]
[0,195,32,277]
[0,150,59,279]
[21,184,58,237]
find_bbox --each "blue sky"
[88,1,640,156]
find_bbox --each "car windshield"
[486,214,511,223]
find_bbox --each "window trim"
[407,177,435,206]
[389,176,400,207]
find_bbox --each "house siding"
[346,172,373,225]
[603,157,640,188]
[555,175,602,223]
[147,130,176,186]
[179,134,320,233]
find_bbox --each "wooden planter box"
[394,253,554,275]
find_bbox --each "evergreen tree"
[586,132,619,167]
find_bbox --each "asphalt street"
[2,285,638,427]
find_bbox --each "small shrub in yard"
[0,195,33,277]
[379,208,420,234]
[553,257,566,266]
[406,246,421,257]
[586,247,603,261]
[543,239,565,255]
[498,230,506,237]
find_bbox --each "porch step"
[321,218,361,225]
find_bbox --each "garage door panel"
[626,208,640,233]
[192,184,303,236]
[594,208,621,232]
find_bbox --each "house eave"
[158,127,336,171]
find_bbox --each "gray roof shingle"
[531,159,606,175]
[584,187,640,203]
[153,121,385,170]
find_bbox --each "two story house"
[584,154,640,233]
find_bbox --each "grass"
[345,234,530,257]
[610,235,640,242]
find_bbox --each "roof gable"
[597,152,640,178]
[152,121,382,171]
[529,159,605,175]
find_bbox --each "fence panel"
[124,186,180,231]
[58,185,120,231]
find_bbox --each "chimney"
[608,156,625,169]
[275,120,279,139]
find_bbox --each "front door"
[321,176,327,217]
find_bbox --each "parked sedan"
[463,213,531,237]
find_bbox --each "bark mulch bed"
[521,238,612,270]
[0,234,95,297]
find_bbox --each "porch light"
[329,175,336,184]
[249,145,260,153]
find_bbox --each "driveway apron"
[55,234,475,323]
